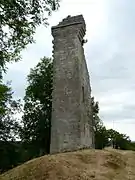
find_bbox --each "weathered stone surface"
[50,15,94,154]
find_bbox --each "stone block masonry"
[50,15,95,154]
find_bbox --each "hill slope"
[0,149,135,180]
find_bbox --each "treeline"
[91,97,135,150]
[0,57,135,173]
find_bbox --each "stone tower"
[50,15,94,154]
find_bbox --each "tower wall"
[50,15,94,154]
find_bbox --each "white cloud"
[3,0,135,140]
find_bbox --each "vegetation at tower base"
[91,97,109,149]
[0,0,60,77]
[21,57,53,159]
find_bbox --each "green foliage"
[0,0,60,75]
[0,82,22,141]
[0,81,23,172]
[0,141,22,173]
[129,142,135,151]
[107,129,131,150]
[21,57,53,157]
[95,126,109,149]
[0,82,12,115]
[91,96,100,129]
[91,96,109,149]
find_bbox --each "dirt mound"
[0,149,135,180]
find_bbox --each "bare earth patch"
[0,149,135,180]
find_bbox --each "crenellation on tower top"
[52,14,86,30]
[51,15,86,49]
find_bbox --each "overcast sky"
[3,0,135,140]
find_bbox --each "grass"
[0,148,135,180]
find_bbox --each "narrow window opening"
[82,86,85,102]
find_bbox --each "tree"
[91,96,109,149]
[107,129,132,150]
[0,141,22,173]
[0,81,22,172]
[21,57,53,157]
[91,96,100,130]
[0,0,60,76]
[95,125,109,149]
[0,82,22,141]
[0,82,11,115]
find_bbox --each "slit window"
[82,86,85,102]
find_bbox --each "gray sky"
[3,0,135,140]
